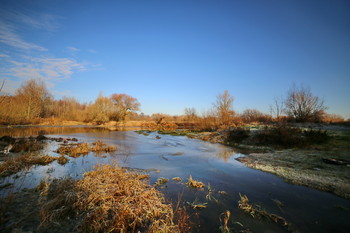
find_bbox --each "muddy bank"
[237,150,350,199]
[155,126,350,199]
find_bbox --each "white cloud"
[88,49,97,54]
[0,54,86,86]
[67,46,80,52]
[0,9,100,94]
[0,21,47,51]
[0,9,60,31]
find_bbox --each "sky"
[0,0,349,118]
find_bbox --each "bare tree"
[184,107,197,122]
[213,90,234,125]
[0,79,7,104]
[284,85,326,122]
[16,79,51,120]
[269,96,284,120]
[111,93,140,121]
[87,93,115,124]
[241,109,265,123]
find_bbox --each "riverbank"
[156,125,350,199]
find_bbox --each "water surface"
[1,127,349,233]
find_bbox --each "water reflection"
[0,126,104,137]
[216,150,235,162]
[0,127,349,233]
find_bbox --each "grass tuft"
[91,140,117,153]
[155,177,169,187]
[39,164,181,233]
[219,210,231,233]
[56,143,90,158]
[57,155,69,165]
[172,177,182,182]
[186,175,205,189]
[238,194,289,227]
[56,141,117,158]
[0,153,57,177]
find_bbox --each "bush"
[225,128,250,143]
[39,165,180,232]
[303,128,329,144]
[252,125,330,148]
[253,125,304,148]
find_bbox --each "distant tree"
[54,97,86,121]
[322,113,344,123]
[269,96,284,120]
[87,93,114,124]
[0,79,7,105]
[196,109,219,131]
[241,109,264,123]
[16,79,51,120]
[111,93,140,121]
[213,90,234,125]
[284,85,326,122]
[184,107,197,122]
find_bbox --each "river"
[0,126,349,233]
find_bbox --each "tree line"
[0,78,346,125]
[0,79,140,125]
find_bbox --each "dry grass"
[0,153,57,177]
[56,143,90,158]
[219,210,231,233]
[155,177,169,187]
[238,194,288,227]
[10,139,45,152]
[172,177,182,182]
[186,175,205,189]
[186,197,207,209]
[39,164,181,233]
[38,178,77,226]
[56,141,117,158]
[57,155,69,165]
[91,140,117,153]
[205,183,218,202]
[173,193,192,232]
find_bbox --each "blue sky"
[1,0,349,118]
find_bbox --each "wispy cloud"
[67,46,80,52]
[88,49,97,54]
[0,9,60,31]
[0,9,101,94]
[1,54,87,89]
[0,21,47,51]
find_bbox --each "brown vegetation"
[91,140,117,153]
[284,85,326,122]
[1,79,346,128]
[57,155,69,165]
[111,93,141,121]
[56,141,117,158]
[38,164,181,232]
[213,90,235,126]
[0,153,57,177]
[238,194,289,227]
[186,175,205,189]
[251,125,329,148]
[56,143,90,158]
[219,210,231,233]
[0,79,140,125]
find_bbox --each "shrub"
[303,128,329,144]
[252,125,330,148]
[39,165,180,232]
[225,127,250,143]
[253,125,304,148]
